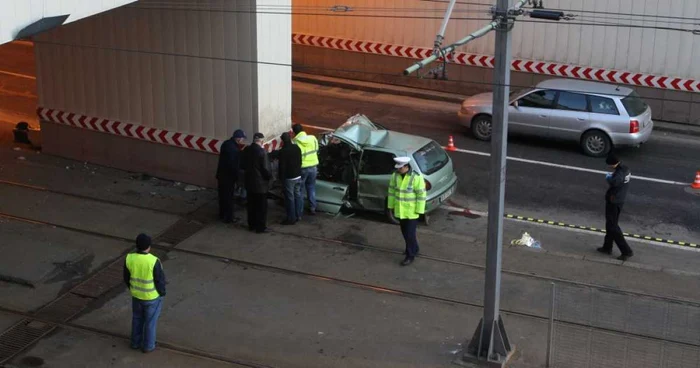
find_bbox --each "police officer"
[292,124,319,215]
[123,234,166,353]
[597,153,634,261]
[388,157,427,266]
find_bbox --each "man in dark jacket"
[243,132,272,233]
[597,153,633,261]
[275,132,303,225]
[216,130,246,223]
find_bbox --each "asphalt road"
[1,41,699,244]
[292,82,700,244]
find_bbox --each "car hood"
[462,92,494,107]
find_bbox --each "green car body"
[273,115,458,220]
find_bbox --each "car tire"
[471,115,492,141]
[385,198,400,225]
[581,130,612,157]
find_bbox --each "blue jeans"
[284,178,303,222]
[300,166,317,212]
[131,297,162,351]
[400,219,420,258]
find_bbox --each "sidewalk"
[293,72,700,138]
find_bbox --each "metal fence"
[547,282,700,368]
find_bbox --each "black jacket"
[606,163,631,204]
[243,143,272,193]
[216,139,241,182]
[276,143,302,180]
[123,251,167,297]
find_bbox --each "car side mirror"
[511,101,519,108]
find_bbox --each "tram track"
[2,210,700,350]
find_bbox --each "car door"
[357,148,396,211]
[548,91,591,140]
[509,89,557,137]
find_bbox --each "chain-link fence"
[546,282,700,368]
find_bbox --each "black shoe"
[308,210,317,216]
[281,220,296,225]
[400,257,415,266]
[256,228,269,234]
[617,254,633,261]
[596,247,612,255]
[222,219,233,224]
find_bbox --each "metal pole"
[461,0,515,365]
[546,282,556,368]
[434,0,458,49]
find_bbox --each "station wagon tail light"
[425,179,432,191]
[629,119,640,134]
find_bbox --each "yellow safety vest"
[125,253,161,301]
[293,131,319,168]
[387,171,426,220]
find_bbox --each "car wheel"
[385,198,400,225]
[471,115,492,141]
[581,130,612,157]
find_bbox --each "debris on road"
[184,184,204,192]
[17,156,26,161]
[510,232,542,249]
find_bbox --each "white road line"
[0,70,36,80]
[448,147,689,186]
[300,122,688,186]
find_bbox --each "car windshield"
[413,141,449,176]
[621,91,648,117]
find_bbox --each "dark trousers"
[603,202,633,256]
[400,219,420,258]
[218,179,235,222]
[247,193,268,231]
[284,178,303,222]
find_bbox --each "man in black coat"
[597,153,634,261]
[216,130,246,223]
[243,132,272,233]
[275,132,303,225]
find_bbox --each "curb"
[293,73,700,137]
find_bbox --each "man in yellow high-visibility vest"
[388,156,426,266]
[123,233,166,353]
[292,124,320,215]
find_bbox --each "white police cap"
[393,156,411,169]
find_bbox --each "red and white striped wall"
[292,33,700,93]
[37,107,286,154]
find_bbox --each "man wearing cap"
[388,156,427,266]
[597,153,634,261]
[216,129,246,223]
[123,234,166,353]
[243,132,272,233]
[292,124,319,215]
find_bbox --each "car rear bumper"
[610,120,654,146]
[426,176,458,213]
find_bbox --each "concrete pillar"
[33,0,292,187]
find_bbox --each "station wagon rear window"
[621,92,648,117]
[413,141,449,175]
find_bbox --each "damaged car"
[272,114,458,224]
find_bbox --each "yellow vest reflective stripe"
[293,132,319,168]
[126,253,160,301]
[387,171,427,220]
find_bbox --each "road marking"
[0,69,36,80]
[447,146,689,186]
[296,122,688,186]
[441,203,699,250]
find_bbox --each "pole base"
[454,317,516,367]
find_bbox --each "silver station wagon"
[458,79,654,157]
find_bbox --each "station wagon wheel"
[581,130,611,157]
[471,115,492,141]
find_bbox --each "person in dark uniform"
[243,132,272,233]
[216,130,246,223]
[597,153,634,261]
[274,132,303,225]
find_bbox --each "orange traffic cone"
[447,136,456,151]
[692,170,700,189]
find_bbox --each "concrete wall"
[34,0,292,186]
